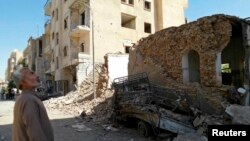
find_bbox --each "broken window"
[144,0,151,10]
[121,13,136,29]
[182,50,200,83]
[144,23,151,33]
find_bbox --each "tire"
[138,121,152,137]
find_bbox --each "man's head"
[12,68,40,90]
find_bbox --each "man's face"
[21,69,40,89]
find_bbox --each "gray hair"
[12,67,27,89]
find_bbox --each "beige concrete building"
[5,50,23,81]
[44,0,188,94]
[23,36,49,88]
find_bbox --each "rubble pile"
[128,14,247,115]
[44,64,114,121]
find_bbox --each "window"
[56,57,59,69]
[144,23,151,33]
[56,9,58,21]
[144,1,151,10]
[81,11,85,25]
[56,33,59,44]
[39,40,43,57]
[52,50,54,62]
[128,0,134,5]
[52,32,54,40]
[52,10,54,18]
[121,13,136,29]
[125,46,130,53]
[80,43,85,52]
[63,46,68,56]
[121,0,134,6]
[64,17,68,29]
[221,63,231,73]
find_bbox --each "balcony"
[45,19,51,34]
[70,25,90,38]
[71,52,90,65]
[44,0,52,16]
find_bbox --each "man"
[12,67,54,141]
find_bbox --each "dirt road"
[0,100,152,141]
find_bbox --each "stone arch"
[221,24,245,87]
[182,50,201,83]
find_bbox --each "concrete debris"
[173,133,208,141]
[102,124,119,132]
[44,64,114,122]
[72,123,92,132]
[193,115,206,127]
[225,104,250,125]
[128,14,249,115]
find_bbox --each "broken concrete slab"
[225,104,250,124]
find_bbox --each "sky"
[0,0,250,81]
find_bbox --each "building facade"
[23,36,49,88]
[5,50,23,82]
[43,0,188,94]
[128,14,250,105]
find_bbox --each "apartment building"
[23,36,49,87]
[5,50,23,81]
[44,0,188,94]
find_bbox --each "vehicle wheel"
[138,121,152,137]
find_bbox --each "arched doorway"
[182,50,201,83]
[221,25,244,87]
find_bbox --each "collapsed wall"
[129,14,237,86]
[128,14,248,114]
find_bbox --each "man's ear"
[20,79,27,86]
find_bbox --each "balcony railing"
[70,52,90,65]
[70,25,90,38]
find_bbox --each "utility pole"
[84,2,96,101]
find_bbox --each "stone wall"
[128,14,244,87]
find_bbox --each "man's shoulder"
[16,93,40,104]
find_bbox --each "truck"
[112,73,199,137]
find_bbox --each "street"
[0,99,152,141]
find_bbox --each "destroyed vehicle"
[112,73,199,137]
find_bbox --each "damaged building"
[129,14,250,108]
